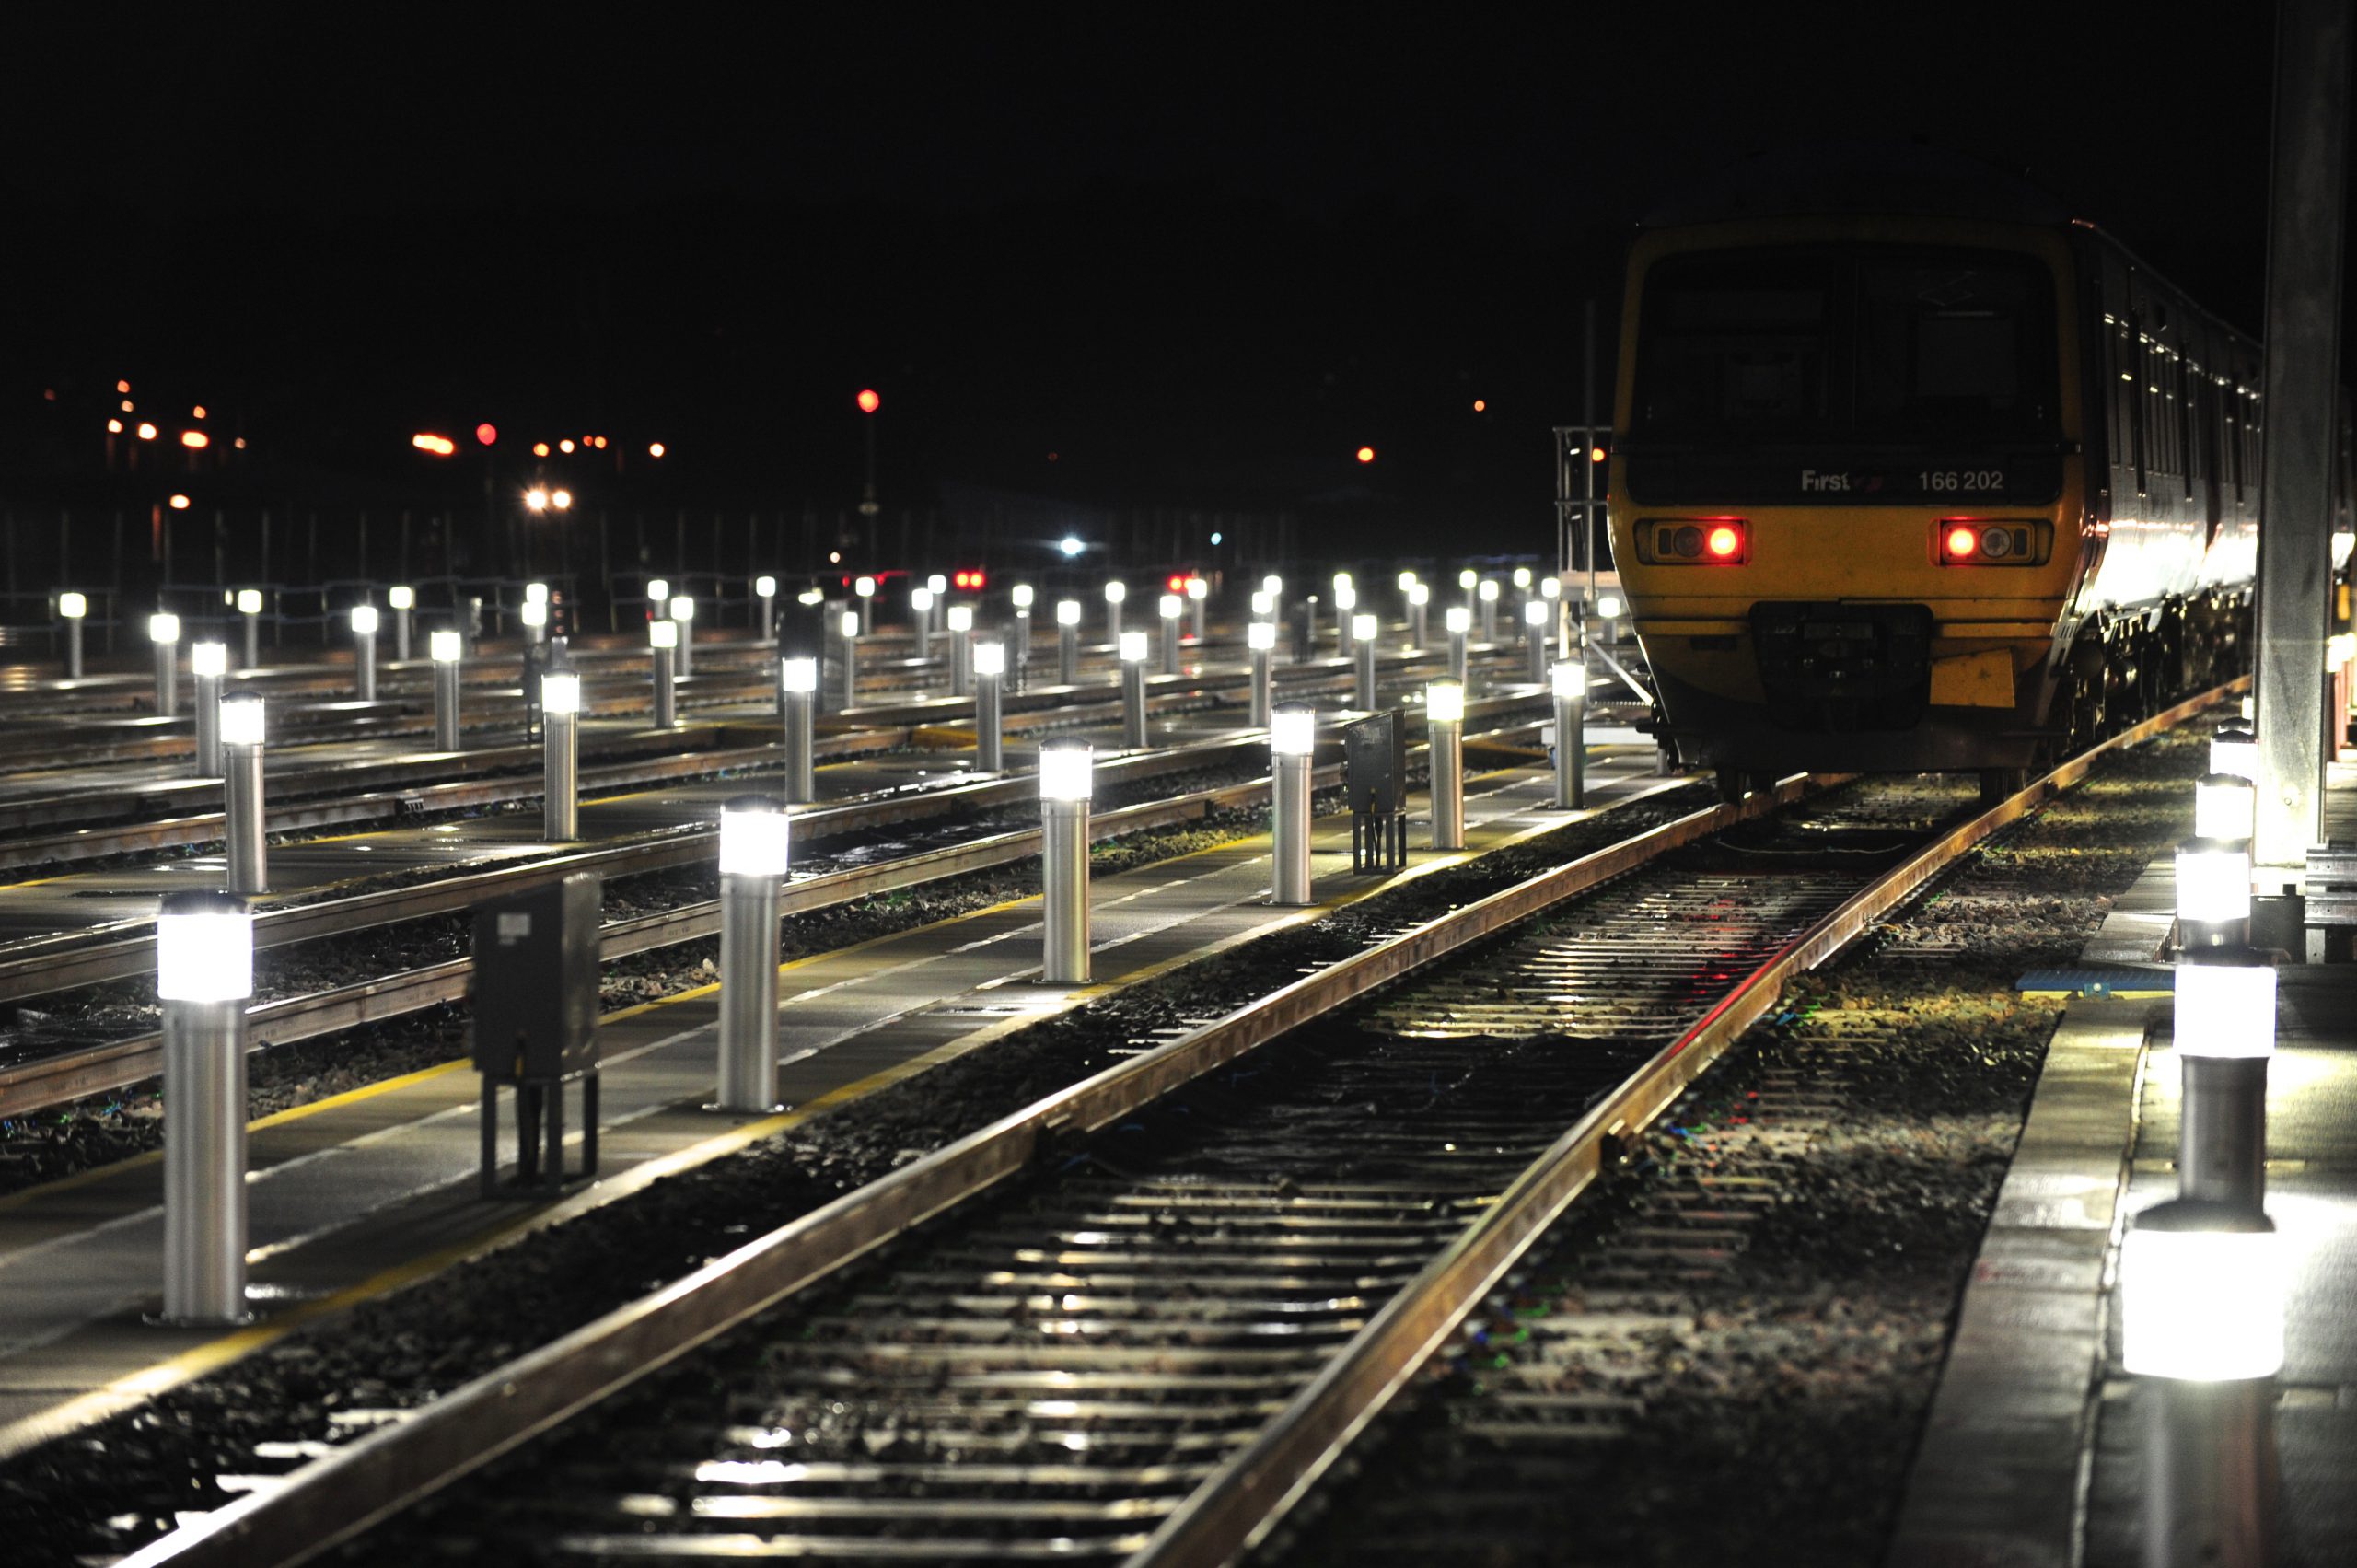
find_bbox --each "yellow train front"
[1608,153,2266,796]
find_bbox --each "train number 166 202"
[1919,470,2004,492]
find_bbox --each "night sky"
[4,8,2322,554]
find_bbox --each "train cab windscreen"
[1633,247,2060,447]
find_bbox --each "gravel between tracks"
[0,777,1708,1563]
[1258,729,2203,1568]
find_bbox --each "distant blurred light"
[533,441,550,457]
[592,436,608,449]
[1591,447,1607,462]
[551,488,574,510]
[411,433,456,456]
[828,551,842,563]
[168,494,191,510]
[559,439,575,454]
[856,388,881,414]
[525,488,549,512]
[649,442,666,458]
[107,418,122,434]
[1060,535,1085,557]
[1472,399,1486,412]
[116,379,131,393]
[475,423,497,447]
[1210,531,1223,545]
[1355,446,1376,463]
[136,423,158,441]
[233,437,247,450]
[181,430,210,449]
[122,399,135,412]
[192,405,207,420]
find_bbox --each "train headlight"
[1938,520,2042,565]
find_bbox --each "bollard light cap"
[780,655,818,692]
[238,587,264,614]
[1160,593,1182,620]
[927,574,946,595]
[1012,583,1035,608]
[2173,947,2277,1060]
[1513,565,1533,588]
[1596,591,1623,619]
[350,604,379,636]
[540,669,582,714]
[2120,1200,2282,1380]
[649,620,678,649]
[1410,582,1430,606]
[1551,660,1583,699]
[1524,598,1549,626]
[521,599,548,628]
[670,595,695,621]
[1248,620,1276,651]
[911,586,935,611]
[191,640,227,677]
[946,603,973,633]
[525,581,549,606]
[1333,583,1356,611]
[219,692,265,747]
[718,794,791,877]
[840,610,861,640]
[1260,575,1283,597]
[2193,772,2258,840]
[1426,679,1465,723]
[1119,629,1149,662]
[1458,567,1478,589]
[1271,706,1317,756]
[2208,724,2258,784]
[1540,576,1561,599]
[1250,590,1273,617]
[150,611,180,643]
[1446,605,1470,634]
[646,577,671,602]
[60,591,87,619]
[1104,580,1127,603]
[1039,744,1094,801]
[1186,576,1207,600]
[1056,598,1082,626]
[1352,612,1377,639]
[755,575,776,598]
[854,575,876,598]
[389,585,415,610]
[430,628,463,662]
[1479,578,1500,601]
[1397,570,1417,592]
[797,587,823,606]
[157,889,253,1002]
[2174,836,2252,929]
[973,640,1004,677]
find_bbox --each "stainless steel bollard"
[431,629,463,749]
[757,575,776,644]
[192,642,226,777]
[1188,577,1207,643]
[1271,708,1316,905]
[781,656,819,803]
[1160,595,1183,676]
[390,587,413,662]
[1105,583,1125,651]
[974,643,1004,772]
[1248,622,1274,727]
[1446,605,1470,686]
[1012,593,1033,691]
[716,796,787,1112]
[651,628,678,729]
[839,614,861,712]
[60,592,87,679]
[1336,589,1357,658]
[1552,660,1586,810]
[948,604,974,696]
[856,575,875,635]
[239,588,263,668]
[1526,600,1550,684]
[911,587,935,663]
[1480,582,1499,643]
[150,611,180,716]
[157,891,253,1325]
[1411,596,1428,652]
[1428,680,1465,850]
[2174,950,2276,1209]
[670,597,695,678]
[351,604,379,702]
[1120,631,1149,749]
[221,694,267,893]
[1039,747,1093,983]
[1353,614,1378,711]
[1058,601,1081,685]
[542,669,581,842]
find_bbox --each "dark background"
[1,6,2328,567]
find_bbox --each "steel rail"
[110,759,1798,1568]
[1126,676,2245,1567]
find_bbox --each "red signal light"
[856,389,881,414]
[1945,525,1978,559]
[475,423,498,447]
[1705,524,1744,559]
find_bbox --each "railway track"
[102,681,2230,1568]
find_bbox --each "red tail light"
[1705,524,1743,559]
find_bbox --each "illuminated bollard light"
[854,575,876,636]
[525,581,551,647]
[1428,679,1466,850]
[1104,579,1126,646]
[1552,658,1586,810]
[948,602,975,696]
[926,574,947,633]
[1458,566,1479,607]
[1271,706,1317,906]
[1120,629,1151,749]
[541,668,581,842]
[1159,593,1183,675]
[838,610,861,712]
[1479,576,1500,641]
[58,590,87,679]
[350,603,379,701]
[974,641,1005,772]
[2210,722,2258,783]
[1250,588,1274,625]
[431,629,464,749]
[1248,620,1276,727]
[1057,598,1082,685]
[150,610,180,717]
[911,586,935,662]
[389,585,414,662]
[2195,772,2258,841]
[2174,948,2277,1210]
[1261,573,1284,600]
[649,620,679,729]
[1187,575,1207,642]
[157,891,254,1326]
[715,796,788,1112]
[1039,745,1093,983]
[221,694,267,894]
[238,587,263,669]
[669,595,696,678]
[1410,580,1430,651]
[1525,598,1550,684]
[1596,589,1624,646]
[1446,604,1471,685]
[780,656,818,803]
[192,641,227,776]
[2121,1201,2282,1568]
[1334,580,1358,656]
[755,575,777,644]
[2176,836,2253,949]
[1513,564,1533,597]
[1353,613,1379,710]
[1011,583,1035,690]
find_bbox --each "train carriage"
[1608,144,2347,800]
